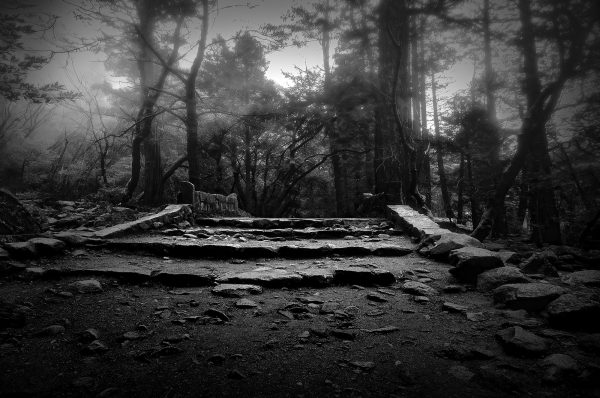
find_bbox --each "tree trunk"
[185,0,209,188]
[431,72,454,219]
[467,153,480,227]
[142,129,162,205]
[457,153,465,224]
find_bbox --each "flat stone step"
[101,235,415,259]
[29,256,398,288]
[193,217,389,229]
[387,205,449,240]
[165,226,403,239]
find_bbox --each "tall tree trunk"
[143,129,162,205]
[185,0,209,188]
[457,153,465,224]
[374,0,402,204]
[482,0,496,123]
[431,72,454,219]
[519,0,561,244]
[466,153,480,227]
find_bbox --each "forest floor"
[1,201,599,398]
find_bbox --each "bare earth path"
[1,215,599,397]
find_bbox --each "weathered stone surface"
[94,204,192,238]
[540,354,579,383]
[496,326,549,357]
[476,266,530,291]
[0,247,9,260]
[151,270,214,286]
[493,283,565,312]
[28,237,66,255]
[4,241,37,258]
[442,302,468,313]
[546,293,600,331]
[496,251,520,264]
[561,270,600,287]
[449,247,504,282]
[53,232,90,246]
[295,268,334,286]
[428,232,483,259]
[333,266,395,286]
[387,205,448,239]
[211,284,263,297]
[235,298,258,308]
[70,279,103,294]
[520,250,559,276]
[402,281,437,296]
[216,267,303,287]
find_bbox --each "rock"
[520,251,559,276]
[70,279,103,294]
[319,301,340,314]
[4,241,37,258]
[546,293,600,331]
[23,267,48,279]
[466,312,486,322]
[348,361,375,371]
[53,232,89,246]
[413,296,430,303]
[207,354,226,365]
[448,247,504,282]
[427,232,483,259]
[442,284,467,294]
[122,331,143,340]
[540,354,579,383]
[79,328,99,342]
[493,283,565,312]
[561,270,600,287]
[366,292,388,302]
[212,284,263,297]
[362,326,399,334]
[84,340,109,355]
[448,365,475,382]
[72,376,97,389]
[402,281,437,296]
[35,324,65,336]
[235,299,258,308]
[442,302,468,313]
[0,189,41,235]
[497,251,520,264]
[496,326,549,357]
[476,267,530,291]
[204,308,230,322]
[27,237,66,255]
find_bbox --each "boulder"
[211,284,263,297]
[448,247,504,283]
[0,188,41,235]
[0,247,9,260]
[520,250,559,277]
[402,281,437,296]
[495,326,549,357]
[546,293,600,331]
[496,251,520,264]
[540,354,579,383]
[493,283,565,312]
[70,279,103,294]
[4,241,37,258]
[476,266,530,291]
[561,270,600,287]
[27,238,66,255]
[427,232,483,259]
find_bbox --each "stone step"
[27,256,398,288]
[101,235,415,259]
[193,217,389,229]
[163,226,403,239]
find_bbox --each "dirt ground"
[1,252,599,398]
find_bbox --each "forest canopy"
[1,0,599,246]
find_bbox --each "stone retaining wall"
[177,181,239,215]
